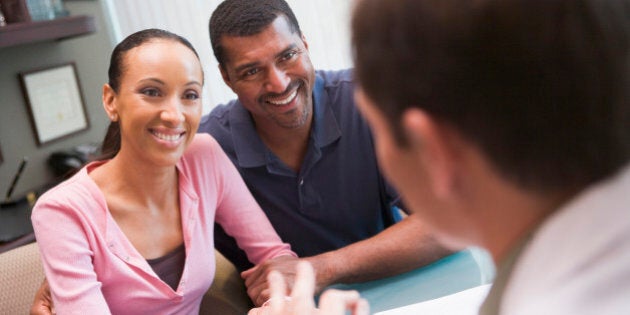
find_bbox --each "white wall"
[104,0,354,114]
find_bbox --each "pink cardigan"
[32,134,295,314]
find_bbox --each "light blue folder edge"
[322,248,496,313]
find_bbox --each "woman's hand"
[30,278,55,315]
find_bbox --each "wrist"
[304,251,347,292]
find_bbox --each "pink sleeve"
[31,189,111,314]
[207,136,297,264]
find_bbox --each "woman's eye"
[184,91,199,100]
[141,88,160,97]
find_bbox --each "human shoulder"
[32,166,104,220]
[314,68,357,114]
[198,99,241,133]
[36,168,94,203]
[316,68,354,88]
[207,100,236,120]
[198,99,244,152]
[503,165,630,314]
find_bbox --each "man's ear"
[102,84,118,121]
[301,34,309,51]
[402,109,458,198]
[218,64,235,92]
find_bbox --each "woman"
[31,29,296,314]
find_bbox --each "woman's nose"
[161,99,185,124]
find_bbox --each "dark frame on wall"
[19,62,90,146]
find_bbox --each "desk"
[0,197,33,243]
[327,249,495,313]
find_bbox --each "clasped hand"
[247,261,369,315]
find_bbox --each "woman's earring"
[111,113,118,122]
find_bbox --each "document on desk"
[374,283,492,315]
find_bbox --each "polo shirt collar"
[229,102,268,168]
[311,72,342,148]
[230,73,341,168]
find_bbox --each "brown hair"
[352,0,629,191]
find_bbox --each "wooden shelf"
[0,15,96,48]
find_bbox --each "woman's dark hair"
[108,28,200,93]
[98,28,201,161]
[209,0,301,67]
[352,0,629,192]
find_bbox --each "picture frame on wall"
[19,62,90,146]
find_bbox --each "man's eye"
[281,51,298,61]
[238,68,261,81]
[141,88,160,97]
[243,68,260,77]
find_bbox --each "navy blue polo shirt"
[198,69,400,270]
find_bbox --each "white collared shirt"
[501,164,630,315]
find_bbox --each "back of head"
[209,0,302,67]
[352,0,630,192]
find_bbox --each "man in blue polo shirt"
[201,0,449,306]
[202,69,398,266]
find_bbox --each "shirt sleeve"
[207,136,297,264]
[31,189,111,315]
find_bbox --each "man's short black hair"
[209,0,302,67]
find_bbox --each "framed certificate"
[19,62,90,146]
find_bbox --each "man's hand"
[247,261,369,315]
[30,278,55,315]
[242,255,301,306]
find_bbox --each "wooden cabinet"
[0,15,95,48]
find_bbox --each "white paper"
[375,284,492,315]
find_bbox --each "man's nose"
[264,66,291,94]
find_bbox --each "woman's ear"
[102,84,118,122]
[402,109,458,198]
